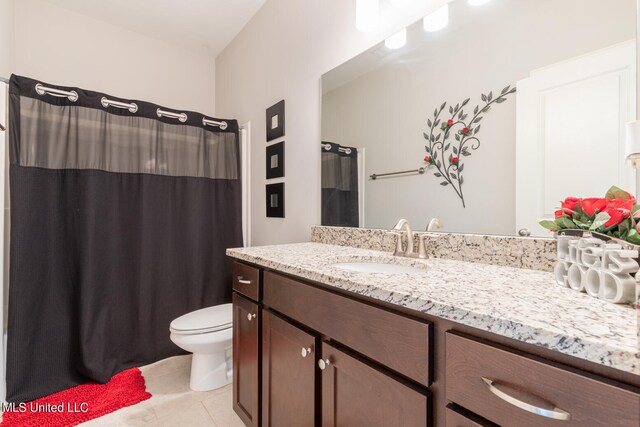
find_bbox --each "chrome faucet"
[393,219,415,256]
[427,218,444,232]
[388,219,428,259]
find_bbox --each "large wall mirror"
[320,0,637,237]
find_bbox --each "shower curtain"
[6,75,242,403]
[321,141,359,227]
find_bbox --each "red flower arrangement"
[540,186,640,244]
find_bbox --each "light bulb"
[423,4,449,32]
[390,0,414,7]
[356,0,380,32]
[468,0,492,5]
[385,28,407,49]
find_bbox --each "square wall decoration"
[266,100,285,142]
[266,183,285,218]
[266,141,285,179]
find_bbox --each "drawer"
[445,332,640,427]
[233,262,261,301]
[264,271,432,386]
[445,404,497,427]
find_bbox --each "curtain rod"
[322,142,352,155]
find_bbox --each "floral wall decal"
[423,85,517,207]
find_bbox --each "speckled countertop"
[227,242,639,376]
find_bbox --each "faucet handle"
[417,234,429,259]
[386,231,404,256]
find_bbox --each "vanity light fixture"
[468,0,492,5]
[625,120,640,168]
[389,0,414,7]
[356,0,380,32]
[423,4,449,32]
[385,28,407,49]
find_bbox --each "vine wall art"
[423,85,516,207]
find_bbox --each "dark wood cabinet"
[233,292,260,427]
[233,261,261,301]
[264,271,432,386]
[230,261,640,427]
[445,332,640,427]
[262,310,318,427]
[319,341,430,427]
[445,404,498,427]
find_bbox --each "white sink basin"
[331,262,426,274]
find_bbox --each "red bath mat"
[1,367,152,426]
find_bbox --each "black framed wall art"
[266,100,285,142]
[266,183,285,218]
[266,141,285,179]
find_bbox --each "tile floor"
[80,355,245,427]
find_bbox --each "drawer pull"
[481,377,571,421]
[237,276,252,285]
[301,347,312,358]
[247,313,256,321]
[318,358,331,370]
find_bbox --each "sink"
[331,262,426,274]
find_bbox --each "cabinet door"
[233,292,260,427]
[320,342,430,427]
[262,310,317,427]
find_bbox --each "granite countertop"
[227,242,639,376]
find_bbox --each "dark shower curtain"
[321,141,359,227]
[6,75,243,403]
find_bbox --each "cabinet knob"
[246,313,256,321]
[301,347,312,358]
[318,358,331,370]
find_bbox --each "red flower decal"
[424,155,430,163]
[451,157,459,164]
[447,119,453,127]
[462,127,470,134]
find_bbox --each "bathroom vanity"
[227,240,640,427]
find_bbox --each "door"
[262,310,317,427]
[319,342,430,427]
[233,292,260,427]
[516,40,636,236]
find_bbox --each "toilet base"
[189,347,233,391]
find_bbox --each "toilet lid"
[170,303,232,335]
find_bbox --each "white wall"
[216,0,449,246]
[322,0,636,234]
[0,0,15,79]
[7,0,217,115]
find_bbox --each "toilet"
[169,303,233,391]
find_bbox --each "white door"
[516,40,636,237]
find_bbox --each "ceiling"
[43,0,267,56]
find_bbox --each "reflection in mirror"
[321,0,636,237]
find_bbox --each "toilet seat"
[170,303,232,335]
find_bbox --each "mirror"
[321,0,637,236]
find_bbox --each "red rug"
[1,368,152,427]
